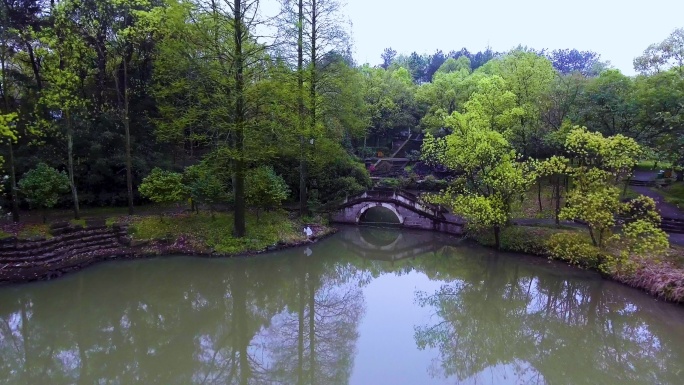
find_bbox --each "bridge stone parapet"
[331,189,465,235]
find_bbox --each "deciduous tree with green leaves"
[138,167,187,220]
[245,166,290,222]
[535,155,571,224]
[422,112,536,249]
[18,162,70,223]
[184,164,225,217]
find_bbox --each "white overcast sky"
[339,0,684,75]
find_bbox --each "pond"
[1,226,683,384]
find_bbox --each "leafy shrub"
[138,168,188,220]
[407,150,421,162]
[184,164,226,212]
[314,159,371,203]
[376,178,400,189]
[471,226,550,255]
[245,166,290,219]
[399,173,419,189]
[18,163,70,223]
[419,175,449,191]
[546,232,604,269]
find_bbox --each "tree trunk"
[299,150,308,216]
[554,176,561,226]
[123,53,134,215]
[310,0,317,132]
[67,112,80,220]
[588,227,598,247]
[298,0,307,217]
[234,159,246,236]
[25,43,42,90]
[232,0,246,237]
[494,226,501,250]
[9,143,19,222]
[537,179,543,212]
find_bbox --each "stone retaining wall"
[0,220,133,284]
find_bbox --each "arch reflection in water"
[338,226,446,261]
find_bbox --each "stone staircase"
[374,134,413,168]
[661,217,684,234]
[628,179,656,187]
[0,220,132,284]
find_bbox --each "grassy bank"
[658,182,684,207]
[471,225,684,303]
[128,210,328,255]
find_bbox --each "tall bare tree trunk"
[298,0,307,216]
[537,179,543,212]
[67,112,80,219]
[8,142,19,222]
[232,0,246,237]
[123,51,134,215]
[310,0,317,132]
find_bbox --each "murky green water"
[1,226,684,385]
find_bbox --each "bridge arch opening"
[357,203,403,225]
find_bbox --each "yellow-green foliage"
[421,108,536,235]
[560,168,621,248]
[70,219,86,227]
[428,191,507,230]
[129,211,306,254]
[620,219,669,256]
[546,232,604,268]
[565,126,642,173]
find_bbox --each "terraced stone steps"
[0,223,131,284]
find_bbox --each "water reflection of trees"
[413,249,684,384]
[0,249,365,385]
[2,231,684,385]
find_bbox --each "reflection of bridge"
[336,226,448,261]
[331,189,464,235]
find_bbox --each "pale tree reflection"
[414,250,684,385]
[0,248,366,385]
[261,253,365,385]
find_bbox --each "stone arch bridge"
[331,189,464,235]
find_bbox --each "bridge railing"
[342,188,447,217]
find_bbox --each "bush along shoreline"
[470,225,684,303]
[0,211,335,285]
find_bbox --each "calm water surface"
[1,226,684,385]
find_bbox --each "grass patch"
[129,210,308,254]
[658,182,684,207]
[636,160,672,171]
[70,219,87,227]
[17,224,52,240]
[511,181,559,220]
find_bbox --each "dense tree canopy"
[0,0,681,239]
